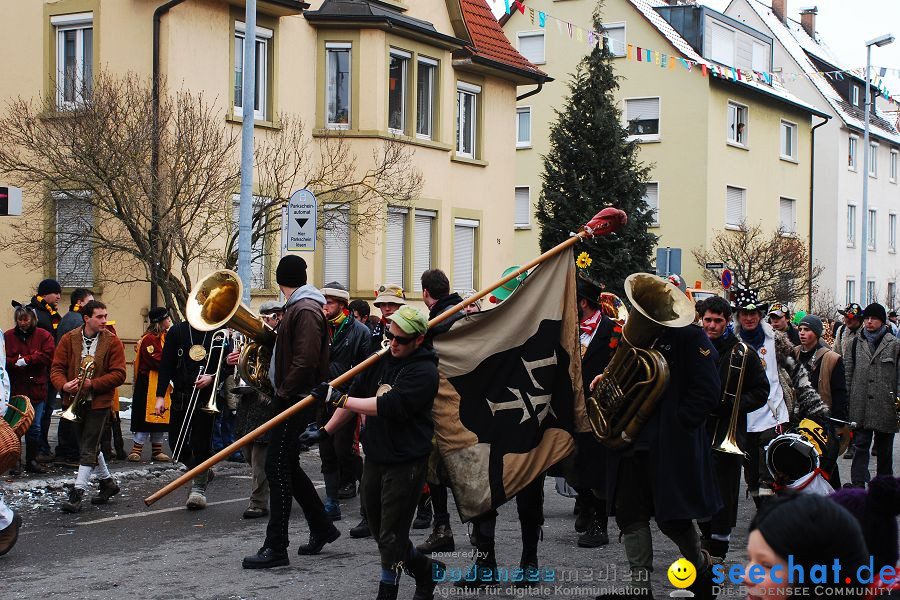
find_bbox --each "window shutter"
[779,198,795,233]
[384,207,407,287]
[518,34,544,63]
[453,220,477,293]
[751,41,768,72]
[55,194,94,287]
[515,187,530,227]
[626,98,659,121]
[725,186,744,226]
[324,208,350,288]
[606,25,626,57]
[710,22,735,65]
[412,211,435,292]
[643,183,659,224]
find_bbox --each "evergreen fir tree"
[536,2,656,298]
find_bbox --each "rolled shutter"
[413,211,435,292]
[515,187,530,227]
[384,207,407,287]
[726,186,744,226]
[453,220,477,292]
[324,208,350,288]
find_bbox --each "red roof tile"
[458,0,548,81]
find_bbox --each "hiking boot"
[337,481,357,499]
[454,538,498,589]
[91,477,120,505]
[417,523,455,554]
[242,546,289,569]
[407,550,446,600]
[577,516,609,548]
[297,525,341,555]
[186,471,209,510]
[60,488,84,513]
[350,516,372,539]
[376,582,399,600]
[242,506,268,519]
[152,452,171,462]
[324,497,342,522]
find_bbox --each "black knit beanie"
[37,278,62,296]
[276,255,307,288]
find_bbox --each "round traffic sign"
[721,269,733,290]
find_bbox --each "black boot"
[413,493,432,529]
[578,515,610,548]
[454,533,498,589]
[407,548,446,600]
[297,525,341,555]
[242,547,289,569]
[350,516,372,539]
[376,582,399,600]
[574,492,593,533]
[417,523,455,553]
[91,477,120,505]
[24,439,47,474]
[60,488,84,513]
[516,522,541,588]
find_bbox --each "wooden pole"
[144,208,626,506]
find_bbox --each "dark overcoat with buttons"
[844,328,900,433]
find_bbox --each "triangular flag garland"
[498,1,900,108]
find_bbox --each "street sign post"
[0,186,23,216]
[285,189,317,252]
[655,247,682,277]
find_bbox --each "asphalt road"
[0,418,894,600]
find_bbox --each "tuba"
[61,356,96,423]
[586,273,696,449]
[186,270,276,397]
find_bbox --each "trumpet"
[171,329,228,463]
[60,356,95,423]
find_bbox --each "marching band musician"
[154,313,231,510]
[242,255,339,570]
[129,307,172,462]
[698,296,769,564]
[51,300,127,513]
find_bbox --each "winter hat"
[750,494,869,588]
[798,314,824,339]
[862,302,887,323]
[829,476,900,569]
[275,255,307,288]
[37,278,62,296]
[148,307,169,324]
[389,305,428,335]
[321,281,350,303]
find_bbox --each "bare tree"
[692,221,822,305]
[0,71,423,317]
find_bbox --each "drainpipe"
[516,82,543,102]
[808,115,829,309]
[151,0,188,310]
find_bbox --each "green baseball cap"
[388,305,429,335]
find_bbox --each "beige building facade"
[0,0,546,352]
[503,0,826,292]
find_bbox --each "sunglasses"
[385,330,417,345]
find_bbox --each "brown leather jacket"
[274,292,329,405]
[50,327,126,410]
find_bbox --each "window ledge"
[868,173,878,179]
[848,166,858,172]
[780,155,799,164]
[627,135,661,144]
[227,115,282,130]
[451,155,488,167]
[515,225,532,230]
[250,289,279,298]
[726,141,749,151]
[312,129,453,152]
[890,178,897,184]
[649,223,660,229]
[847,243,856,248]
[724,224,742,231]
[516,144,533,150]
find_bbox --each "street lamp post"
[860,33,894,305]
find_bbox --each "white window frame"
[452,218,479,293]
[234,22,272,122]
[727,101,748,147]
[415,56,437,140]
[866,280,876,305]
[644,182,659,227]
[231,195,270,290]
[889,212,897,253]
[848,135,858,171]
[624,97,661,143]
[516,31,546,65]
[326,42,352,130]
[515,186,531,229]
[891,149,898,183]
[868,208,877,251]
[779,197,796,236]
[602,22,627,58]
[851,84,860,106]
[888,281,897,308]
[322,204,351,288]
[53,190,94,288]
[456,82,480,159]
[846,279,856,305]
[725,186,746,229]
[847,203,857,247]
[384,206,409,289]
[516,106,531,148]
[412,209,436,292]
[388,48,411,135]
[52,13,93,109]
[780,120,797,161]
[869,141,878,177]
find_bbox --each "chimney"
[800,6,817,37]
[772,0,787,23]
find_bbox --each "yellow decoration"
[576,252,592,269]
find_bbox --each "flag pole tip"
[583,208,627,237]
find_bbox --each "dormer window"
[851,84,860,107]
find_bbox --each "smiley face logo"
[667,558,696,588]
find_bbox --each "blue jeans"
[26,401,44,443]
[212,410,240,459]
[39,386,55,454]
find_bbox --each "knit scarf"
[741,323,766,350]
[329,309,350,340]
[580,309,602,335]
[862,325,888,351]
[36,295,61,330]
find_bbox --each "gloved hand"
[298,423,329,446]
[310,381,332,402]
[15,357,26,367]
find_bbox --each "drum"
[765,432,819,485]
[3,395,34,438]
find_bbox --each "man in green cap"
[302,305,445,600]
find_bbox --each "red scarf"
[580,310,602,335]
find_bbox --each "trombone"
[172,329,228,463]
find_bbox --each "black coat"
[328,316,372,389]
[575,315,616,490]
[426,293,465,343]
[708,333,769,453]
[606,324,723,521]
[27,296,61,342]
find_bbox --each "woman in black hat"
[128,307,172,462]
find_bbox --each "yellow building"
[502,0,827,290]
[0,0,547,349]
